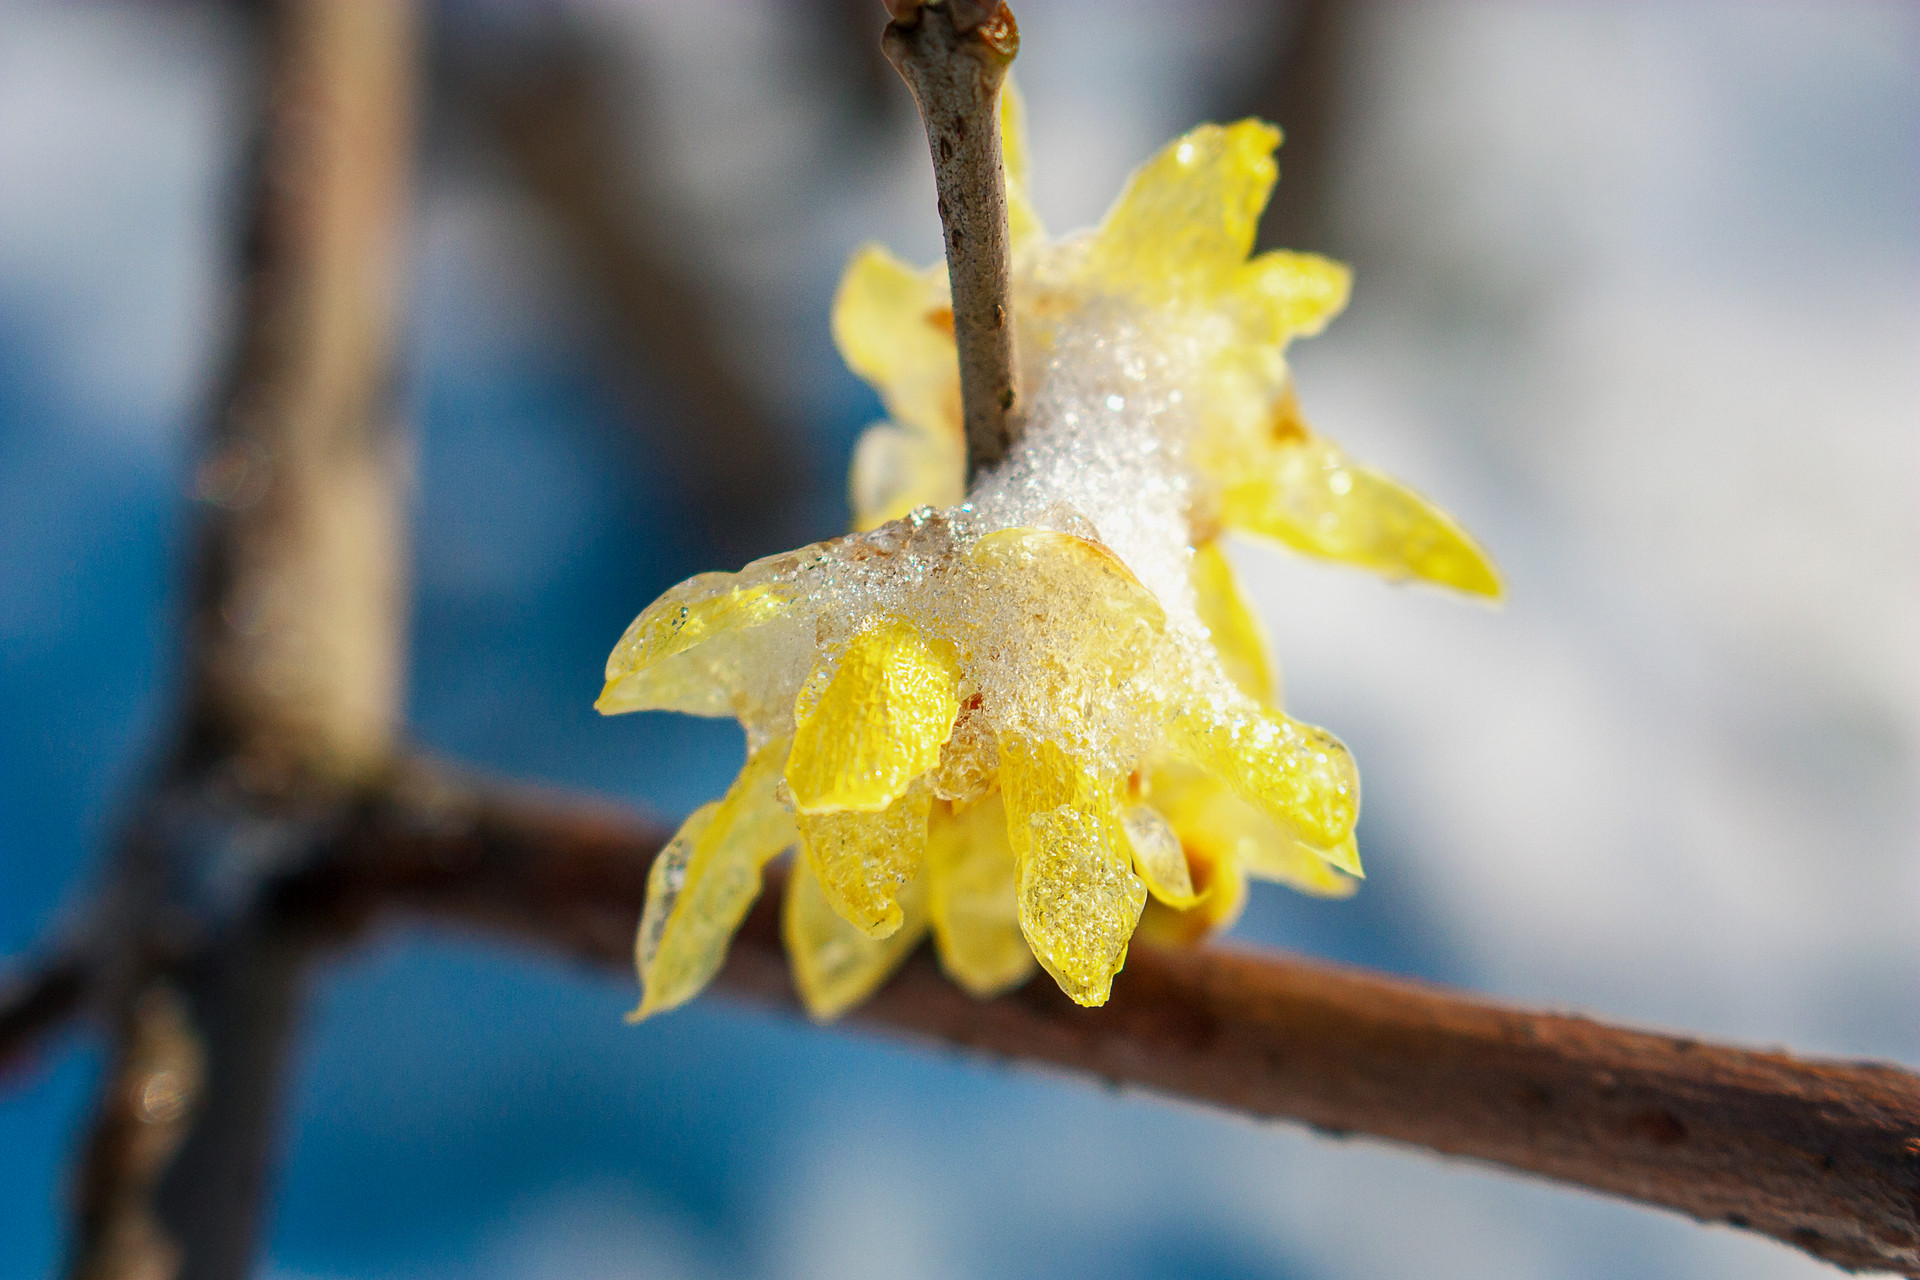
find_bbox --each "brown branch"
[883,1,1022,479]
[0,951,90,1082]
[295,762,1920,1277]
[65,1,419,1277]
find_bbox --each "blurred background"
[1,1,1914,1276]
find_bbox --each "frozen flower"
[599,86,1498,1021]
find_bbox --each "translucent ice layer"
[600,84,1499,1020]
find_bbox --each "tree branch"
[0,951,90,1082]
[256,761,1920,1278]
[883,0,1022,479]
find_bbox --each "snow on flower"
[598,85,1499,1021]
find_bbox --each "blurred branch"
[0,950,89,1081]
[65,0,418,1276]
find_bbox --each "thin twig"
[883,0,1022,479]
[272,762,1920,1278]
[0,951,90,1081]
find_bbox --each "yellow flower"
[599,85,1498,1021]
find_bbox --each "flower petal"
[831,244,961,442]
[925,793,1034,997]
[1190,540,1275,703]
[1000,76,1046,256]
[631,737,796,1020]
[848,421,965,531]
[786,618,962,814]
[1122,802,1198,908]
[998,734,1144,1006]
[783,848,929,1021]
[1223,434,1503,599]
[1148,758,1359,896]
[598,575,794,718]
[796,783,932,939]
[1229,249,1352,347]
[1168,697,1359,853]
[1084,120,1280,303]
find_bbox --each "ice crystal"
[600,84,1499,1020]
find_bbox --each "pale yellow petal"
[1223,435,1503,599]
[796,783,932,939]
[1190,540,1275,703]
[831,244,961,442]
[631,737,796,1020]
[999,75,1046,255]
[598,576,792,718]
[1148,757,1360,896]
[1121,803,1198,908]
[786,618,961,814]
[924,793,1034,997]
[783,850,929,1022]
[1168,698,1359,852]
[1137,853,1247,946]
[848,422,965,531]
[1230,250,1352,346]
[1084,120,1280,302]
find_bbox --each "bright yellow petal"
[1223,435,1503,599]
[1121,803,1198,908]
[1084,120,1280,303]
[631,737,796,1020]
[796,783,931,939]
[1168,698,1359,853]
[831,244,961,443]
[598,576,792,718]
[783,849,929,1021]
[999,75,1046,255]
[848,422,965,531]
[1136,851,1247,947]
[998,734,1144,1006]
[1148,757,1360,895]
[1190,540,1275,703]
[1230,250,1352,347]
[924,793,1034,997]
[786,618,961,814]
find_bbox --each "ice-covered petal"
[783,850,929,1022]
[831,244,961,441]
[1229,250,1351,347]
[1019,802,1146,1007]
[786,618,961,814]
[849,422,965,531]
[924,793,1034,998]
[1168,697,1359,852]
[1137,852,1247,947]
[631,738,796,1020]
[1149,758,1359,896]
[1190,540,1275,703]
[1084,120,1280,303]
[796,783,932,938]
[1223,435,1502,599]
[1122,803,1198,908]
[598,574,794,718]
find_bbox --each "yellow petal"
[1084,120,1280,303]
[1018,803,1146,1007]
[1137,852,1247,947]
[1190,540,1275,703]
[1000,75,1046,256]
[1223,435,1503,599]
[598,576,792,718]
[631,737,796,1020]
[924,793,1034,998]
[997,734,1144,1006]
[786,618,961,814]
[1148,757,1360,896]
[1168,698,1359,852]
[783,850,929,1022]
[1121,803,1198,908]
[831,244,961,442]
[796,783,932,939]
[848,422,965,531]
[1230,250,1352,346]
